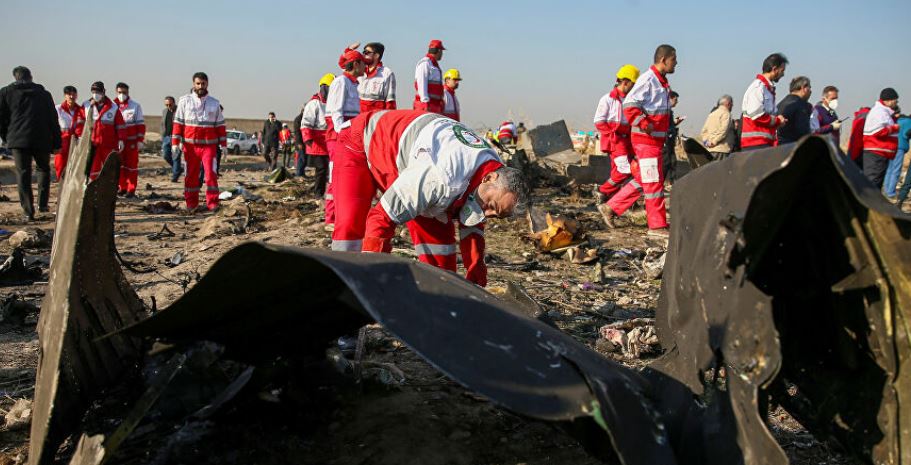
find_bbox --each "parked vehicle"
[226,130,259,155]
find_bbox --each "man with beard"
[862,88,901,188]
[603,44,678,237]
[358,42,396,111]
[261,112,281,170]
[171,72,226,212]
[741,53,789,151]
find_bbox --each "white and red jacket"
[113,97,145,150]
[741,74,782,148]
[56,101,85,140]
[326,72,360,140]
[413,55,444,112]
[623,66,672,148]
[593,87,631,155]
[442,87,460,121]
[346,110,503,284]
[358,63,397,112]
[84,97,126,156]
[862,100,900,159]
[498,121,517,142]
[301,94,329,155]
[171,93,226,149]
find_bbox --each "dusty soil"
[0,152,852,464]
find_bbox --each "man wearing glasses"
[358,42,396,111]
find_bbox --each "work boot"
[646,228,670,238]
[117,189,127,196]
[592,185,607,203]
[125,192,136,199]
[597,203,617,228]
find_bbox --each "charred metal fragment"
[653,136,911,464]
[30,109,145,465]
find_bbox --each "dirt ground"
[0,152,853,464]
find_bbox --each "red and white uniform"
[413,55,444,113]
[741,74,782,149]
[171,92,226,211]
[114,97,145,193]
[301,94,329,155]
[279,127,292,145]
[847,107,871,161]
[605,66,671,230]
[442,87,460,121]
[332,110,503,286]
[593,87,633,200]
[862,100,899,159]
[324,72,361,225]
[85,97,126,180]
[358,63,397,112]
[54,101,85,179]
[497,121,517,144]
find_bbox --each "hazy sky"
[2,0,909,138]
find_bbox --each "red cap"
[338,49,365,69]
[428,39,445,50]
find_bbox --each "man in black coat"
[777,76,813,145]
[261,112,281,170]
[0,66,60,221]
[292,108,307,177]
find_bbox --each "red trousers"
[54,134,75,180]
[598,153,635,200]
[330,139,487,285]
[89,143,118,180]
[605,144,668,229]
[117,146,139,193]
[325,139,337,224]
[183,143,219,210]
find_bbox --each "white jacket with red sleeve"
[171,93,226,148]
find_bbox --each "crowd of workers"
[0,39,526,287]
[0,41,908,286]
[592,48,911,235]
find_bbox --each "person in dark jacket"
[776,76,813,144]
[662,91,681,182]
[0,66,60,221]
[292,108,308,177]
[162,96,180,182]
[814,85,841,142]
[261,112,281,170]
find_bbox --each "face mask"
[117,92,128,101]
[459,194,486,227]
[92,92,103,101]
[827,99,839,111]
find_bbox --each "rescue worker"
[862,88,900,188]
[85,81,126,180]
[54,85,85,181]
[498,121,517,145]
[592,64,639,224]
[301,74,334,198]
[325,46,366,229]
[414,39,445,113]
[171,72,226,212]
[601,45,678,237]
[331,109,526,287]
[740,53,789,151]
[442,68,462,121]
[279,123,293,168]
[113,82,145,197]
[358,42,396,111]
[847,106,871,167]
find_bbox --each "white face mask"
[117,92,128,102]
[459,194,486,227]
[92,92,103,101]
[827,99,839,111]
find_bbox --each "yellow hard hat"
[318,73,335,87]
[443,69,462,81]
[615,64,640,83]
